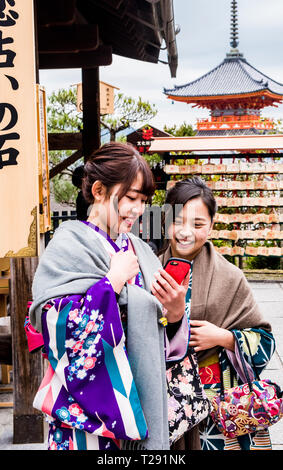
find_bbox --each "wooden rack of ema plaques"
[164,156,283,257]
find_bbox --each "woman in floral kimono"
[29,142,190,451]
[156,177,275,450]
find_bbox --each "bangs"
[117,156,155,201]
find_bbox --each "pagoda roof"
[196,128,267,137]
[164,56,283,104]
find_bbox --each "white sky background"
[39,0,283,131]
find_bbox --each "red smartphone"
[163,257,192,285]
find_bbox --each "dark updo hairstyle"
[82,141,155,203]
[165,176,217,221]
[159,176,217,255]
[72,165,84,189]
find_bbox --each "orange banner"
[0,1,39,257]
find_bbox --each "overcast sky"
[39,0,283,131]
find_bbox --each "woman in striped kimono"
[29,142,190,451]
[157,177,275,450]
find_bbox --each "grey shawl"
[159,241,272,362]
[30,220,170,450]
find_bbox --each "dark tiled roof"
[164,57,283,98]
[196,128,267,136]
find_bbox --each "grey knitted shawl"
[30,220,169,450]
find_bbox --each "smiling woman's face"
[89,171,147,239]
[116,171,147,234]
[168,197,213,260]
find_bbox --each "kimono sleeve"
[33,277,148,442]
[165,314,189,362]
[226,328,276,382]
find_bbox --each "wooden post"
[280,174,283,269]
[82,67,101,160]
[0,260,12,385]
[9,257,44,444]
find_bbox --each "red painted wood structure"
[164,0,283,136]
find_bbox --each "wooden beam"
[82,68,101,159]
[0,334,12,365]
[49,149,83,179]
[38,24,99,53]
[0,283,9,296]
[10,257,44,444]
[0,402,13,408]
[0,364,11,384]
[39,45,112,69]
[0,386,13,393]
[37,0,76,27]
[48,132,82,151]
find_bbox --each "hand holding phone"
[151,258,191,323]
[163,257,191,285]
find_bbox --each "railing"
[196,116,274,131]
[44,210,163,254]
[45,210,77,246]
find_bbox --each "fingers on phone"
[158,268,179,288]
[153,273,168,292]
[151,281,164,300]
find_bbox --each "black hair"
[72,166,85,189]
[82,142,155,204]
[159,177,217,255]
[165,176,217,222]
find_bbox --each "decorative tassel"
[224,436,241,450]
[159,316,168,327]
[250,430,272,450]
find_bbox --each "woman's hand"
[151,267,190,323]
[189,320,235,352]
[107,250,139,294]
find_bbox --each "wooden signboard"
[37,85,51,234]
[164,162,283,175]
[0,0,39,258]
[214,245,282,257]
[76,81,119,115]
[165,157,282,257]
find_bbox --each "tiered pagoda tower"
[164,0,283,136]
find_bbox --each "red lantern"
[142,127,153,140]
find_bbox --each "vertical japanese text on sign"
[0,0,40,258]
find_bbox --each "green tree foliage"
[245,255,280,270]
[143,152,162,168]
[47,87,83,206]
[47,87,82,133]
[47,88,159,206]
[101,93,158,141]
[163,121,196,137]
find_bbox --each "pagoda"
[164,0,283,136]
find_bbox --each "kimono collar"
[82,221,143,288]
[81,221,128,253]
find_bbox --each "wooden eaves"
[35,0,178,178]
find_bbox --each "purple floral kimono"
[33,225,147,450]
[33,223,189,450]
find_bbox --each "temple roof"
[196,127,266,137]
[164,0,283,105]
[164,56,283,101]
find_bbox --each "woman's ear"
[91,180,105,202]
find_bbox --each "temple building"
[164,0,283,136]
